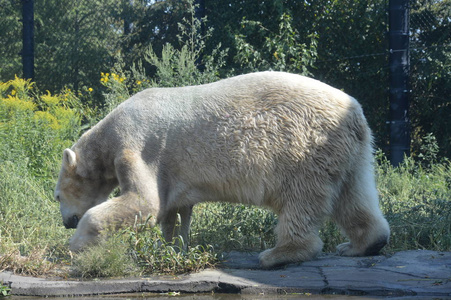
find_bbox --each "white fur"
[55,72,390,268]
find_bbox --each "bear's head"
[55,148,116,229]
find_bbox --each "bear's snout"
[64,215,79,229]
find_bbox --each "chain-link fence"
[409,0,451,157]
[309,0,450,157]
[310,0,390,152]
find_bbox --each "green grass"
[377,154,451,252]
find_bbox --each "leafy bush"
[234,13,317,75]
[0,77,82,182]
[98,0,227,120]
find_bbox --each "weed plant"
[191,203,277,252]
[0,281,11,297]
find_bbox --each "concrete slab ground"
[1,250,450,298]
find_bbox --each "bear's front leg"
[69,192,158,252]
[69,208,102,252]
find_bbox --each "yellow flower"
[273,51,279,60]
[11,89,16,96]
[2,95,36,111]
[137,80,142,85]
[88,88,93,92]
[41,90,60,107]
[53,106,79,129]
[34,111,60,130]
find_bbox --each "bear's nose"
[64,215,79,229]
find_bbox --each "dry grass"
[0,248,57,277]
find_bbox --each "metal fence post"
[22,0,34,80]
[389,0,410,166]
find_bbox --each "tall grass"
[377,149,451,252]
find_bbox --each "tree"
[234,13,317,75]
[0,0,22,82]
[119,0,193,74]
[301,0,390,149]
[409,0,451,156]
[34,0,123,96]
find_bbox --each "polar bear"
[55,71,390,268]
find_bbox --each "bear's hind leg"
[259,209,323,269]
[333,161,390,257]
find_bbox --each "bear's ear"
[63,148,77,169]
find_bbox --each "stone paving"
[1,250,450,298]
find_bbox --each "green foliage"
[418,133,440,168]
[0,161,67,253]
[119,0,193,70]
[410,0,451,157]
[234,13,318,75]
[0,0,22,83]
[99,70,130,116]
[0,77,83,181]
[34,0,124,95]
[0,282,11,297]
[99,0,227,119]
[376,150,451,253]
[142,0,227,88]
